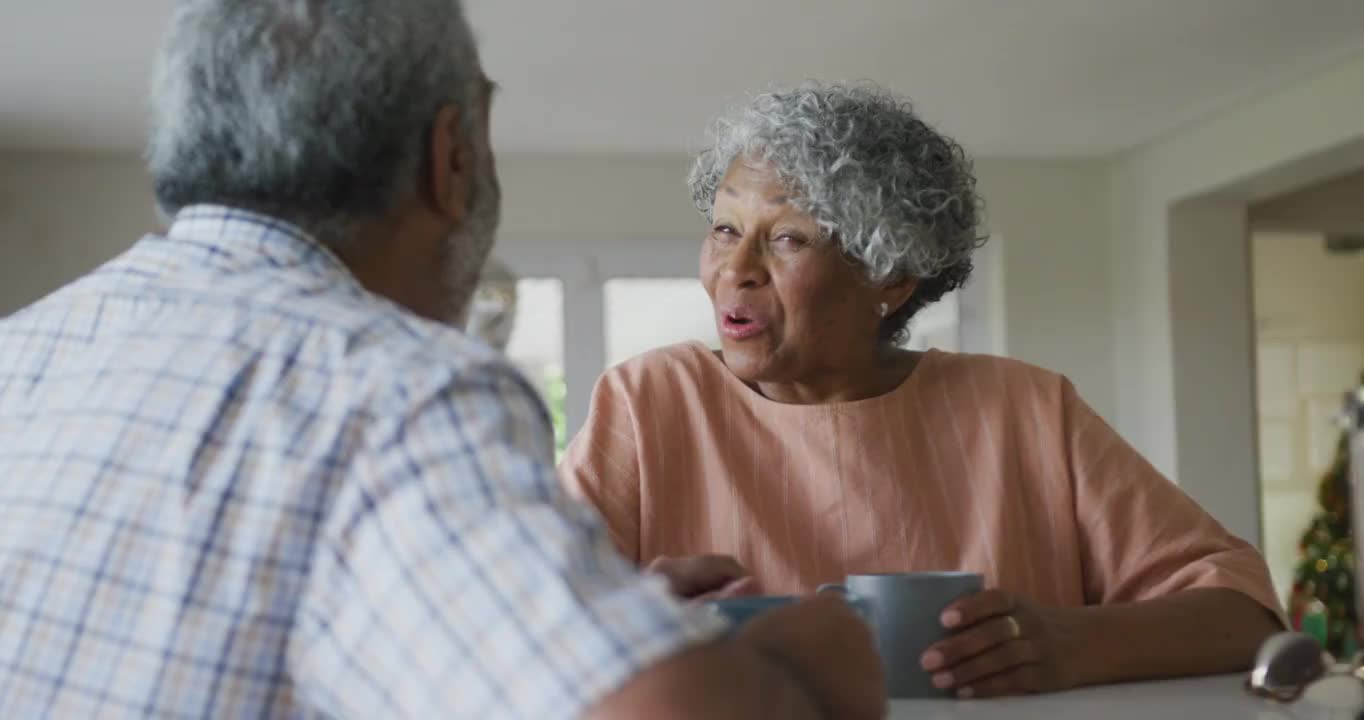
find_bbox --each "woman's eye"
[711,225,739,242]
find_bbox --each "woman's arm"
[925,376,1284,697]
[560,369,754,599]
[1063,587,1280,686]
[922,587,1278,697]
[559,371,644,561]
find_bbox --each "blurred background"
[2,0,1364,607]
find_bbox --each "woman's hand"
[919,590,1082,699]
[646,554,761,600]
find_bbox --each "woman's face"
[700,158,898,386]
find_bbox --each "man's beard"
[437,167,500,327]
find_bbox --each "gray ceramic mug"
[819,572,984,698]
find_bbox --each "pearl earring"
[878,303,889,318]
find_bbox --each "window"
[503,278,567,455]
[494,233,1001,443]
[604,278,720,367]
[602,278,961,362]
[904,291,960,352]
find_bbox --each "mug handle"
[815,584,874,625]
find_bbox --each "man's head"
[148,0,500,324]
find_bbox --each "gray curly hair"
[147,0,482,244]
[688,82,986,344]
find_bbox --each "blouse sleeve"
[1063,379,1284,620]
[559,370,643,563]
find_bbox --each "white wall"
[7,59,1362,545]
[0,151,1117,437]
[1108,51,1364,544]
[1166,201,1260,544]
[0,152,159,314]
[975,159,1113,419]
[5,52,1364,556]
[7,58,1363,550]
[494,154,1117,426]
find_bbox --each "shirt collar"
[162,205,360,288]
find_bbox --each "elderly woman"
[560,82,1281,698]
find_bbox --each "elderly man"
[0,1,881,718]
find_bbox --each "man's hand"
[587,594,886,720]
[646,555,760,600]
[741,595,887,719]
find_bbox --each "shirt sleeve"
[1064,379,1285,621]
[558,370,643,563]
[288,359,724,720]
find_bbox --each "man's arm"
[288,356,882,718]
[589,597,885,720]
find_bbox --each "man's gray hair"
[688,82,986,344]
[147,0,482,242]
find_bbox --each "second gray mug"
[820,572,984,698]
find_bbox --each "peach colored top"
[560,343,1281,614]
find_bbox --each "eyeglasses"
[1245,632,1363,703]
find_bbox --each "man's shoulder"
[254,295,552,460]
[340,299,534,406]
[343,297,499,366]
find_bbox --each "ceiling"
[3,0,1364,157]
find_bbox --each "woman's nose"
[722,237,770,288]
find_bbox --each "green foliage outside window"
[542,369,567,463]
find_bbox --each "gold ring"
[1005,616,1022,639]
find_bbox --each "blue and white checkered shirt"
[0,206,724,719]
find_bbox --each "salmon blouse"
[560,342,1280,614]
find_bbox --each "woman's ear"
[881,274,919,317]
[424,104,471,224]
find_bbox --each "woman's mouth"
[720,306,769,340]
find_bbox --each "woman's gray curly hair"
[688,82,986,344]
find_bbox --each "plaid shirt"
[0,206,723,719]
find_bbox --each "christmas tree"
[1287,394,1358,657]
